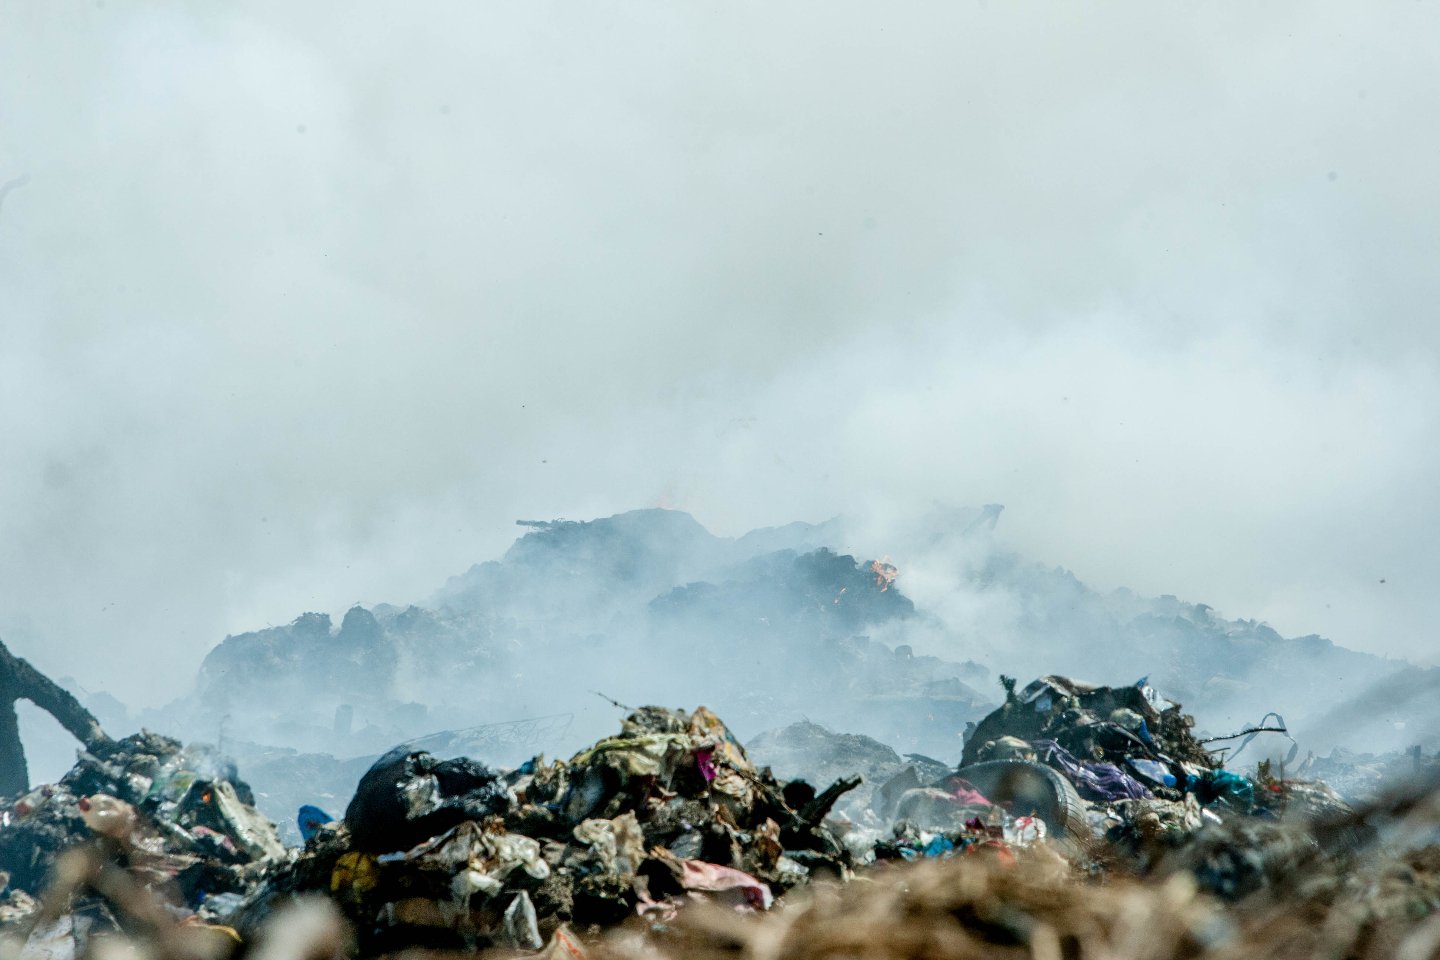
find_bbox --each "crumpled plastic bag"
[381,820,550,899]
[570,812,646,880]
[345,751,513,853]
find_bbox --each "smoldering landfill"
[3,662,1440,960]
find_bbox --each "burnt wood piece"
[0,637,113,798]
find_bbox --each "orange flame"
[870,558,899,592]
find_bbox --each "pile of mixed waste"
[859,675,1365,887]
[0,729,286,955]
[1,674,1437,960]
[253,704,859,954]
[0,704,863,957]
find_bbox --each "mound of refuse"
[862,675,1363,892]
[0,729,286,953]
[252,704,861,953]
[2,674,1438,960]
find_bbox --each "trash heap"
[0,730,287,951]
[938,675,1365,883]
[5,677,1436,960]
[250,705,858,954]
[965,676,1214,780]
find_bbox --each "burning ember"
[870,558,898,592]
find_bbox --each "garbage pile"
[862,674,1370,893]
[957,677,1235,835]
[0,730,287,953]
[589,678,1440,960]
[234,705,858,954]
[772,672,1378,906]
[3,674,1438,960]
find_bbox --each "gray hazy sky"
[2,1,1437,704]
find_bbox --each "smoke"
[1,1,1437,713]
